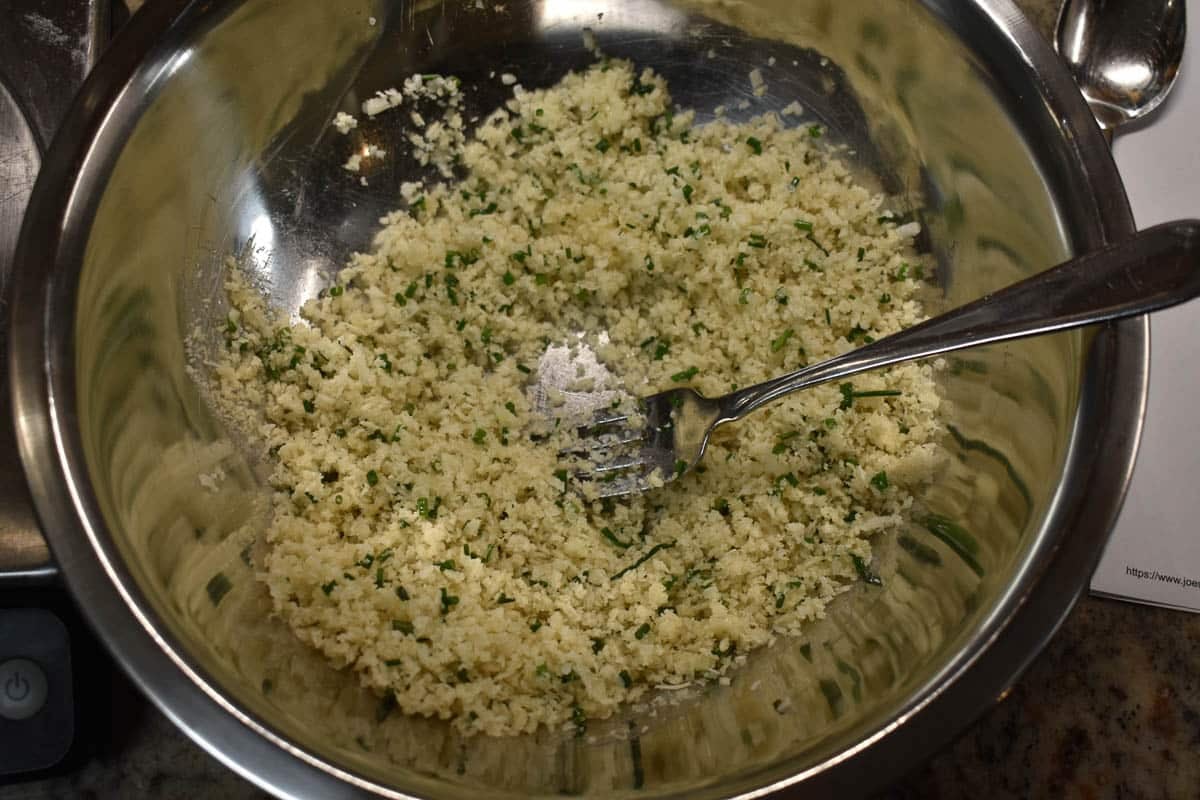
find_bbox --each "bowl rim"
[7,0,1146,797]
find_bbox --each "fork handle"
[717,220,1200,423]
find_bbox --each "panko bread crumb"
[213,60,943,738]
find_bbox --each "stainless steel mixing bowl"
[8,0,1146,797]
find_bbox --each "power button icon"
[0,659,48,721]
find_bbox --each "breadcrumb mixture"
[213,59,942,737]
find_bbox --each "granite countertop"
[4,2,1198,798]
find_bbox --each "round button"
[0,658,48,721]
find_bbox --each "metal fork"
[567,220,1200,498]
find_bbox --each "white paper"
[1089,0,1200,612]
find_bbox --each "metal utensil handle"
[721,220,1200,422]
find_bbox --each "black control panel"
[0,608,74,777]
[0,590,112,785]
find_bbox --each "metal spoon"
[568,221,1200,498]
[1055,0,1187,138]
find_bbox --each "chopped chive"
[392,619,414,635]
[595,137,611,153]
[870,471,889,491]
[366,469,379,486]
[502,270,516,285]
[619,670,633,688]
[440,587,460,614]
[746,136,763,155]
[634,623,652,640]
[329,285,344,297]
[670,366,699,382]
[601,527,633,549]
[472,428,487,445]
[611,541,676,581]
[571,705,587,738]
[770,329,795,352]
[851,554,883,586]
[395,585,409,600]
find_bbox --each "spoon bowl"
[1055,0,1187,133]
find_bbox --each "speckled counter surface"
[4,597,1197,800]
[4,2,1198,799]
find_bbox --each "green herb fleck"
[851,554,883,586]
[440,587,460,614]
[571,705,587,738]
[670,366,699,382]
[601,527,633,549]
[770,329,795,352]
[838,382,902,409]
[746,136,763,155]
[611,541,676,581]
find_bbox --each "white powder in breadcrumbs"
[332,111,358,134]
[213,60,943,738]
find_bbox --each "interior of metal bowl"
[24,0,1140,797]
